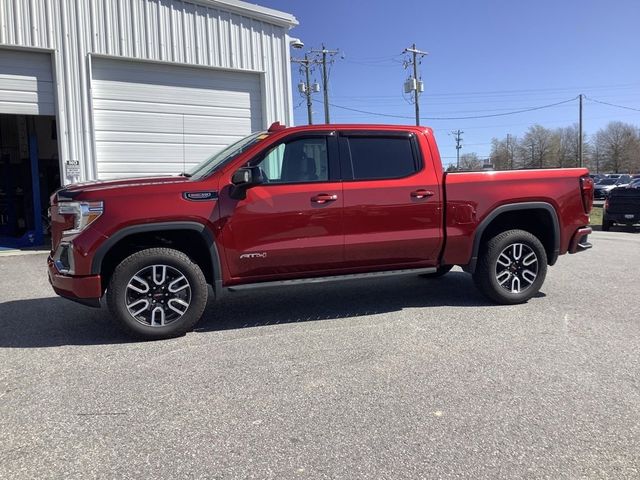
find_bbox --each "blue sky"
[264,0,640,166]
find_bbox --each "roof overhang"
[189,0,298,29]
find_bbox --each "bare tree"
[556,125,580,168]
[595,121,640,173]
[489,138,509,170]
[521,125,554,168]
[485,121,639,174]
[459,152,483,171]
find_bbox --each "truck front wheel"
[106,248,208,339]
[473,229,547,305]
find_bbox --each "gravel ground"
[1,230,639,479]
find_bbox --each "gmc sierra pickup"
[48,123,595,339]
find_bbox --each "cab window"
[255,137,329,183]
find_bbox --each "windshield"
[599,179,616,185]
[187,132,266,180]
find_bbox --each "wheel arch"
[466,202,560,273]
[92,222,223,296]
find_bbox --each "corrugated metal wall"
[0,0,295,183]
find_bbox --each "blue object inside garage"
[0,115,58,249]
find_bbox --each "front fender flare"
[91,221,223,296]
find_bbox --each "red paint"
[48,258,102,299]
[47,124,592,301]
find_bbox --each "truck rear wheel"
[473,229,547,305]
[106,248,208,340]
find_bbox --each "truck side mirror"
[230,166,264,199]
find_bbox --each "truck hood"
[53,175,190,202]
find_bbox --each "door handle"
[311,194,338,204]
[410,189,435,199]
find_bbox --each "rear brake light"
[580,176,594,213]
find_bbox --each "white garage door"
[91,58,264,179]
[0,49,54,115]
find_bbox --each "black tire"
[601,217,611,231]
[420,265,454,279]
[473,229,547,305]
[106,248,208,340]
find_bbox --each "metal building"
[0,0,298,246]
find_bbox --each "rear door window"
[343,135,420,180]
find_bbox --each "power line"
[328,82,640,101]
[585,96,640,113]
[313,96,578,121]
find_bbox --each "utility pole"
[291,55,318,124]
[452,129,463,169]
[403,43,428,126]
[531,143,535,167]
[578,93,583,167]
[310,44,339,124]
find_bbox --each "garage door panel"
[94,111,254,137]
[95,143,184,163]
[91,86,262,113]
[95,130,244,147]
[92,58,263,179]
[92,98,257,119]
[0,49,54,115]
[92,58,259,89]
[92,77,261,97]
[93,111,186,133]
[96,142,222,172]
[0,77,54,93]
[0,89,44,104]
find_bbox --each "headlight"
[57,201,104,235]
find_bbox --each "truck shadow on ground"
[0,272,542,348]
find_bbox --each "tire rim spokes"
[125,264,191,327]
[495,243,538,294]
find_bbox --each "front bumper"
[568,227,593,254]
[47,256,102,307]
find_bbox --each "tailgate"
[606,189,640,214]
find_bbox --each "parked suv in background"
[48,123,594,340]
[603,185,640,231]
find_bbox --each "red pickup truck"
[48,123,594,339]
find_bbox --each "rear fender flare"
[465,202,560,273]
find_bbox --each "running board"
[226,267,438,292]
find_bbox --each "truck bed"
[441,168,590,267]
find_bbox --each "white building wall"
[0,0,297,183]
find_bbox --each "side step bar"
[226,267,438,292]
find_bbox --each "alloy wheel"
[495,243,538,294]
[125,264,192,327]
